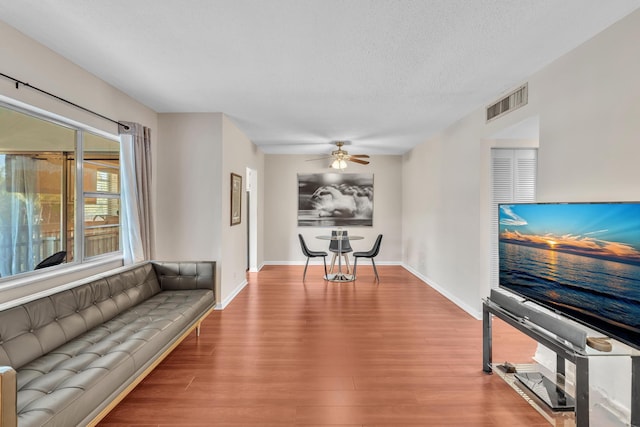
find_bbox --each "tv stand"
[483,295,640,427]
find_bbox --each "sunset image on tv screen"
[499,202,640,348]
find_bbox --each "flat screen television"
[498,202,640,350]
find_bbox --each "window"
[83,134,121,259]
[0,102,120,280]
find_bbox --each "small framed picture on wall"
[230,172,242,226]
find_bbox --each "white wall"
[155,113,264,307]
[403,111,489,317]
[0,20,157,304]
[263,154,403,265]
[532,10,640,421]
[0,20,267,310]
[156,113,223,260]
[0,22,157,136]
[534,11,640,202]
[404,9,640,314]
[403,9,640,422]
[220,115,264,306]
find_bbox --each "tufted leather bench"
[0,260,216,427]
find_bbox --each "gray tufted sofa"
[0,260,216,427]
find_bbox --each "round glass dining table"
[316,233,364,282]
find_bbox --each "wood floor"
[98,265,548,426]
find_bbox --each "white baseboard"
[262,261,306,266]
[402,264,482,320]
[262,260,401,266]
[216,278,248,310]
[218,263,481,322]
[248,262,265,273]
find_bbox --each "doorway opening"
[246,167,258,272]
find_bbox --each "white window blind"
[490,148,537,288]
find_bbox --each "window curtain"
[119,122,154,264]
[0,155,41,276]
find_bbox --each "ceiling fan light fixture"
[330,159,347,170]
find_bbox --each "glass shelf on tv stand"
[491,362,576,427]
[482,298,640,427]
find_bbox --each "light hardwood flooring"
[99,265,548,426]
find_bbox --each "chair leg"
[329,253,337,273]
[353,257,358,278]
[372,258,379,282]
[322,256,328,278]
[343,254,351,273]
[303,257,310,281]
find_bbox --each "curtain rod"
[0,72,130,130]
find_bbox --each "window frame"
[0,98,122,282]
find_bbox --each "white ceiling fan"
[308,141,370,170]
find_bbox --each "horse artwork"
[298,173,373,226]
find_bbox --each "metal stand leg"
[556,355,565,378]
[483,305,493,373]
[574,355,589,427]
[337,236,342,275]
[632,355,640,427]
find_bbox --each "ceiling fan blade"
[306,156,332,161]
[348,158,370,165]
[349,154,370,158]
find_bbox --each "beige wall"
[0,20,266,309]
[0,21,156,136]
[220,115,265,305]
[403,8,640,318]
[263,154,403,265]
[532,11,640,417]
[403,9,640,421]
[156,113,264,307]
[403,111,486,316]
[0,20,157,304]
[156,113,223,260]
[534,10,640,203]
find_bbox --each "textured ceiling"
[0,1,638,155]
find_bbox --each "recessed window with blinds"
[490,148,537,288]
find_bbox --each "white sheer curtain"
[0,155,41,276]
[119,122,154,264]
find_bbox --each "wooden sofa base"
[86,306,214,426]
[0,367,17,427]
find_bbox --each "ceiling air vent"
[486,83,528,122]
